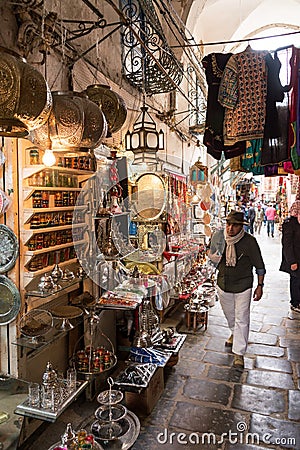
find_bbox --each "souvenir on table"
[91,377,140,445]
[19,309,53,343]
[73,317,117,375]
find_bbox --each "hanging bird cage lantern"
[190,159,208,187]
[0,46,52,138]
[125,105,164,165]
[31,91,107,152]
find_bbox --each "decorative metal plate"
[0,224,19,273]
[0,275,21,325]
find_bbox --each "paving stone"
[288,390,300,421]
[263,325,286,336]
[279,337,300,348]
[253,306,279,315]
[205,324,232,337]
[255,356,292,373]
[246,343,285,357]
[247,369,295,389]
[179,345,206,360]
[250,413,300,449]
[285,327,300,335]
[208,365,244,383]
[203,350,234,366]
[232,384,285,414]
[162,373,187,398]
[142,398,176,426]
[250,321,263,332]
[175,356,206,377]
[287,348,300,362]
[285,318,300,329]
[250,312,264,323]
[248,332,277,346]
[262,315,284,326]
[169,401,248,435]
[205,336,233,352]
[184,334,210,348]
[183,377,232,405]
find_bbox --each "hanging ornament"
[84,84,127,137]
[32,91,107,151]
[0,46,52,137]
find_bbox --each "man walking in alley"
[248,202,256,234]
[265,203,277,237]
[216,211,266,369]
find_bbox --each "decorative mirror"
[132,173,166,221]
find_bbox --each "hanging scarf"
[224,228,245,266]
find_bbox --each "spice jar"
[29,147,40,165]
[41,191,49,208]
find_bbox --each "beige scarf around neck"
[224,228,245,266]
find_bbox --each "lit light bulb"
[42,149,56,167]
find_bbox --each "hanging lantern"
[0,46,52,138]
[190,159,208,187]
[32,91,107,151]
[125,105,164,164]
[84,84,127,137]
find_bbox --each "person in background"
[216,210,266,369]
[248,202,256,234]
[254,203,265,235]
[265,203,277,237]
[280,201,300,313]
[261,201,267,226]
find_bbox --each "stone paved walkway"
[20,224,300,449]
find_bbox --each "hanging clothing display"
[202,53,246,160]
[261,49,295,166]
[218,47,268,146]
[241,140,264,175]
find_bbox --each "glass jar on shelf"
[29,147,40,165]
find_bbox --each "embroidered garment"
[241,140,264,175]
[202,53,245,160]
[218,49,268,146]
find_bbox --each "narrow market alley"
[20,223,300,450]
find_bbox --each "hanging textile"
[218,47,268,146]
[261,47,296,165]
[202,53,245,160]
[241,140,264,175]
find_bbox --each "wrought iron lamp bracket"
[13,1,123,61]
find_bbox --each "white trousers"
[217,287,252,355]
